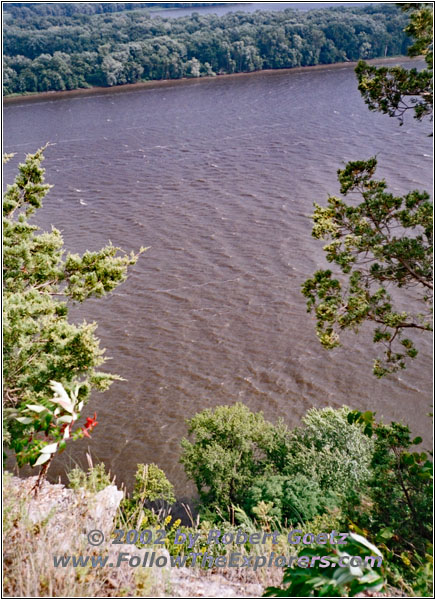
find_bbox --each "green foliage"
[355,60,432,125]
[367,423,432,549]
[180,402,291,513]
[264,533,385,598]
[302,158,432,376]
[119,463,175,529]
[356,3,433,124]
[302,509,346,544]
[132,463,175,505]
[303,3,433,376]
[406,553,433,597]
[3,4,409,95]
[179,402,430,595]
[6,381,98,471]
[245,474,337,526]
[403,3,433,65]
[67,462,112,493]
[3,148,144,473]
[285,407,374,498]
[2,3,224,19]
[181,404,372,520]
[347,410,433,573]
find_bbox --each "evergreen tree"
[3,148,145,474]
[302,4,433,376]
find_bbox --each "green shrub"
[245,474,338,526]
[132,463,175,505]
[119,463,175,529]
[346,411,433,593]
[180,404,374,518]
[285,407,374,498]
[264,533,386,597]
[67,462,111,493]
[180,403,291,512]
[408,553,433,597]
[179,400,433,596]
[367,421,432,552]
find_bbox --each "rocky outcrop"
[3,474,264,597]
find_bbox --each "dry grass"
[2,473,167,597]
[2,472,304,597]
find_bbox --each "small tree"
[180,402,290,513]
[285,406,375,496]
[3,147,145,478]
[356,3,433,125]
[301,159,432,376]
[302,3,433,376]
[346,410,432,593]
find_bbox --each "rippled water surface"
[4,60,432,492]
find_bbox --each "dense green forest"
[3,3,410,95]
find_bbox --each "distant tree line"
[3,3,410,95]
[2,3,227,18]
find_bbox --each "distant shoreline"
[3,56,416,106]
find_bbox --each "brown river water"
[4,60,432,494]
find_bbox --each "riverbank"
[3,56,414,106]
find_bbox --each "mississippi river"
[4,58,432,492]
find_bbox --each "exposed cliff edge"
[3,474,263,597]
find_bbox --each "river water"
[151,3,364,19]
[4,59,432,493]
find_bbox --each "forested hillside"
[3,3,410,95]
[2,2,227,18]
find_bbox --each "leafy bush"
[245,474,337,526]
[302,509,346,543]
[346,410,433,593]
[180,404,373,519]
[67,462,112,493]
[180,403,291,513]
[367,422,432,550]
[132,463,175,505]
[264,533,386,597]
[284,407,374,498]
[179,402,431,595]
[120,463,175,528]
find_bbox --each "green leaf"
[378,527,394,541]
